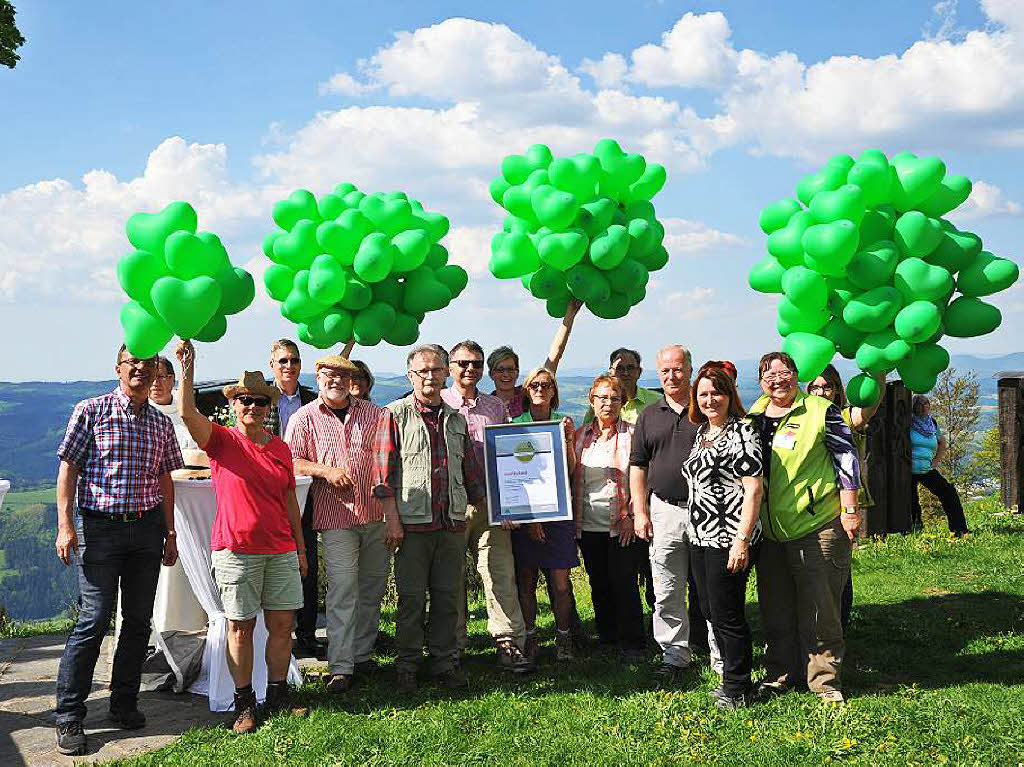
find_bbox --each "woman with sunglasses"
[175,341,308,734]
[510,367,579,662]
[574,375,647,662]
[806,364,883,627]
[747,352,861,705]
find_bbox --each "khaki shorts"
[212,549,303,621]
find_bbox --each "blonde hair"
[520,366,560,412]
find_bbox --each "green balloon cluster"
[263,185,467,349]
[749,150,1019,405]
[487,139,669,319]
[118,202,255,359]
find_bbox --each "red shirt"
[205,422,297,554]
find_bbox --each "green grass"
[1,486,57,512]
[116,499,1024,766]
[0,615,75,638]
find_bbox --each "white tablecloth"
[168,476,312,711]
[0,480,9,511]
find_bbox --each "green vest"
[386,396,470,525]
[747,390,841,542]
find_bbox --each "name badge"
[774,430,799,450]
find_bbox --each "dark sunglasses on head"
[276,357,300,365]
[453,360,484,370]
[236,395,271,407]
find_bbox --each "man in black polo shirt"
[630,345,719,680]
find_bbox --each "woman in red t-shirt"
[175,341,307,734]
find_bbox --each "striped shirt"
[285,395,392,530]
[572,419,633,535]
[440,387,510,465]
[57,387,184,514]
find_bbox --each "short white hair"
[656,345,692,367]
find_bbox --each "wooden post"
[997,376,1024,510]
[865,380,912,535]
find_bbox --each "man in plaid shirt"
[52,344,183,756]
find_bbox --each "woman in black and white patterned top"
[682,363,764,709]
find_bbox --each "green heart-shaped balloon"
[150,275,222,339]
[353,233,397,283]
[577,198,617,238]
[846,161,893,208]
[501,184,539,226]
[531,185,579,230]
[843,286,904,333]
[917,174,972,218]
[272,219,319,270]
[117,250,169,311]
[956,251,1020,297]
[524,267,567,300]
[501,144,553,185]
[342,190,366,208]
[777,298,829,335]
[855,329,913,373]
[783,332,836,382]
[384,312,421,346]
[195,233,232,275]
[845,373,882,407]
[796,165,847,206]
[411,209,450,243]
[126,202,197,259]
[589,225,630,270]
[546,293,569,319]
[338,272,373,311]
[214,267,255,315]
[403,266,453,315]
[308,254,348,305]
[635,244,669,272]
[894,211,943,258]
[897,342,950,392]
[802,220,859,276]
[435,264,469,297]
[809,184,866,225]
[358,195,413,238]
[490,177,512,206]
[372,275,404,307]
[594,138,646,198]
[352,302,397,346]
[944,296,1001,337]
[567,263,611,304]
[272,189,321,231]
[538,232,587,271]
[767,210,815,268]
[606,258,649,294]
[264,264,295,302]
[625,218,656,259]
[748,255,786,294]
[627,164,667,202]
[503,215,534,235]
[894,300,942,343]
[759,199,803,235]
[283,271,331,321]
[587,293,632,320]
[781,266,828,309]
[390,229,432,273]
[893,257,953,302]
[858,207,897,249]
[823,317,866,359]
[425,243,449,269]
[317,193,348,221]
[491,232,540,278]
[548,155,601,202]
[927,223,982,273]
[890,155,945,211]
[120,301,173,359]
[317,209,372,265]
[193,313,227,343]
[846,241,899,290]
[165,232,213,280]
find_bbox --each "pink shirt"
[205,423,297,555]
[440,387,509,465]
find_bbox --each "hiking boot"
[496,639,534,674]
[354,659,378,676]
[325,673,353,694]
[524,632,540,663]
[231,688,258,735]
[819,689,845,705]
[434,666,469,689]
[108,706,147,730]
[714,692,748,709]
[620,646,648,665]
[555,630,575,662]
[653,662,685,684]
[396,669,418,693]
[263,681,310,718]
[55,721,87,756]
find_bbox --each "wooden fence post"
[997,376,1024,511]
[866,380,912,535]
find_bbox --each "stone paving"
[0,633,322,766]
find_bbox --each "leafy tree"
[928,367,981,487]
[0,0,25,69]
[968,425,1001,489]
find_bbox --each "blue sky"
[1,0,1021,381]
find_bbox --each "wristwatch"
[842,506,859,516]
[736,531,751,543]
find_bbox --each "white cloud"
[578,53,627,88]
[664,286,717,320]
[661,218,746,254]
[445,226,494,276]
[629,12,739,89]
[958,180,1023,219]
[317,72,376,97]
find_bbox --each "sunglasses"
[452,360,484,370]
[236,395,271,407]
[528,382,553,392]
[276,357,301,366]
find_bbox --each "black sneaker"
[108,707,147,730]
[55,721,87,756]
[396,670,418,693]
[714,692,748,709]
[653,662,685,683]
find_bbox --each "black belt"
[79,505,159,522]
[653,494,686,507]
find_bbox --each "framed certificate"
[483,420,573,525]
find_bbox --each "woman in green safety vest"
[746,352,861,706]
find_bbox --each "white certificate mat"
[494,432,560,516]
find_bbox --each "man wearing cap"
[265,339,322,658]
[53,345,184,756]
[383,344,488,692]
[285,354,400,692]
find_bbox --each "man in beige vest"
[383,344,488,693]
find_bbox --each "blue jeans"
[55,511,165,724]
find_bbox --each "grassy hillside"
[113,498,1024,766]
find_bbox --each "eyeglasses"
[658,367,690,376]
[593,394,622,403]
[350,375,368,384]
[492,366,518,376]
[808,384,834,393]
[119,357,156,369]
[236,395,270,407]
[411,367,446,379]
[528,382,553,392]
[275,357,300,366]
[452,359,484,370]
[319,369,351,381]
[761,371,795,384]
[152,374,174,382]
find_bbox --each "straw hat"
[222,371,281,404]
[315,354,359,373]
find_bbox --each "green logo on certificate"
[513,440,536,462]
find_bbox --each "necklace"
[702,422,727,448]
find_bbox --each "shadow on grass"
[846,591,1024,691]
